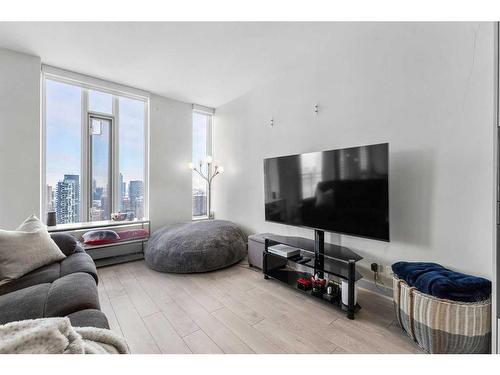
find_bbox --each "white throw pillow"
[0,215,66,285]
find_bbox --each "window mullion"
[143,99,149,220]
[81,89,89,222]
[206,114,212,218]
[113,96,120,214]
[41,76,47,222]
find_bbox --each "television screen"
[264,143,389,241]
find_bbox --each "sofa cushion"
[0,284,51,324]
[0,263,60,296]
[0,276,106,330]
[50,233,79,256]
[45,273,100,318]
[67,309,110,329]
[0,252,97,296]
[60,252,98,284]
[0,215,65,286]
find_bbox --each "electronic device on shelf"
[296,256,311,264]
[267,244,301,258]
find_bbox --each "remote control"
[297,257,311,264]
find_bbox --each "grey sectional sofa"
[0,233,109,329]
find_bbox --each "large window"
[45,80,82,224]
[43,72,148,225]
[192,110,213,218]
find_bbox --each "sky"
[45,79,145,190]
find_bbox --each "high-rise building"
[192,188,207,217]
[93,186,103,201]
[129,180,144,218]
[100,194,109,220]
[119,173,126,211]
[56,174,80,224]
[46,185,54,211]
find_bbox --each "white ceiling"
[0,22,342,108]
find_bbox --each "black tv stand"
[262,232,363,319]
[314,229,325,278]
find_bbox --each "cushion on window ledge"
[117,229,149,241]
[82,230,120,246]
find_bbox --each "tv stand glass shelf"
[262,232,363,319]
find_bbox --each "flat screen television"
[264,143,389,241]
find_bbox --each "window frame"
[192,107,214,220]
[88,113,114,222]
[41,66,150,225]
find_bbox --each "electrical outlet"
[369,263,392,278]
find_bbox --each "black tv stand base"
[262,233,363,320]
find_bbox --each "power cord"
[373,270,385,286]
[372,267,388,292]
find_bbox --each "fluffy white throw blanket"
[0,318,129,354]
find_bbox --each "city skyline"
[47,174,145,224]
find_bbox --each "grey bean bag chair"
[145,220,247,273]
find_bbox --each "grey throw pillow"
[0,215,66,285]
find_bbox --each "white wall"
[0,48,41,229]
[214,23,496,281]
[149,94,192,231]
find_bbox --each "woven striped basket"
[393,276,491,354]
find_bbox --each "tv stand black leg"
[314,229,325,278]
[347,260,355,320]
[263,242,269,280]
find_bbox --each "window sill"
[192,216,209,221]
[47,219,150,232]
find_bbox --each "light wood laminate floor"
[97,260,423,354]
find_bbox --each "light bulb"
[205,156,213,164]
[218,166,224,174]
[188,162,194,170]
